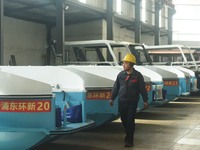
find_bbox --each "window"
[79,0,86,4]
[173,0,200,41]
[116,0,122,14]
[141,0,146,22]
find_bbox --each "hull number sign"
[0,100,51,112]
[164,80,178,86]
[87,90,112,100]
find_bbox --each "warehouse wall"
[63,18,168,46]
[51,20,104,41]
[142,34,169,45]
[141,35,154,45]
[113,23,135,42]
[84,0,106,9]
[65,20,104,41]
[4,17,46,65]
[143,0,154,25]
[60,19,135,42]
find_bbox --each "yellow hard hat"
[122,53,136,64]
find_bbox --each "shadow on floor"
[32,143,108,150]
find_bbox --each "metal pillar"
[56,0,65,65]
[135,0,141,43]
[0,0,4,65]
[46,25,51,65]
[154,1,161,45]
[106,0,113,40]
[168,8,175,44]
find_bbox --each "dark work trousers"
[119,101,138,144]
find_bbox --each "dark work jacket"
[111,69,148,104]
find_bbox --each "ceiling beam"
[5,13,55,25]
[5,2,53,14]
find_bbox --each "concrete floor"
[34,96,200,150]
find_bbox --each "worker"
[110,53,148,147]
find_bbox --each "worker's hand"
[143,102,148,110]
[109,100,114,106]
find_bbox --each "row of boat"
[0,40,199,150]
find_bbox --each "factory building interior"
[1,0,200,150]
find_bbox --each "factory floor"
[34,96,200,150]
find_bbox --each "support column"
[56,0,65,65]
[154,0,161,45]
[168,8,175,44]
[0,0,4,65]
[46,25,51,65]
[135,0,141,43]
[107,0,113,40]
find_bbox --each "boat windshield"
[147,47,194,63]
[128,45,152,65]
[64,42,128,66]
